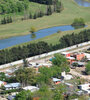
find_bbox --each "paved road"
[68,45,90,53]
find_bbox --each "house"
[84,53,90,59]
[78,83,90,94]
[52,78,61,85]
[4,83,21,90]
[61,72,73,80]
[0,81,7,87]
[23,86,39,92]
[73,53,85,61]
[7,95,16,100]
[66,57,75,64]
[77,62,85,67]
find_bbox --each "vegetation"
[15,68,37,86]
[37,54,70,85]
[71,18,85,26]
[30,0,57,5]
[85,62,90,75]
[60,29,90,48]
[0,0,90,40]
[30,27,36,33]
[15,90,32,100]
[0,29,90,65]
[0,0,29,14]
[0,89,22,94]
[1,16,12,24]
[0,72,6,81]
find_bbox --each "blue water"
[0,25,85,50]
[74,0,90,7]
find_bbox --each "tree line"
[22,2,63,21]
[30,0,57,5]
[60,29,90,48]
[1,16,12,24]
[0,29,90,65]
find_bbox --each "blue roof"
[5,83,20,88]
[49,57,56,61]
[53,78,61,82]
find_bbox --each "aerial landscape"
[0,0,90,100]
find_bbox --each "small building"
[52,78,61,85]
[7,95,16,100]
[4,83,21,90]
[61,72,73,80]
[77,62,85,67]
[73,53,85,61]
[66,57,75,64]
[84,53,90,59]
[23,86,39,92]
[78,83,90,94]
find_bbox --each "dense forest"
[0,0,29,14]
[0,0,63,25]
[0,29,90,65]
[0,0,61,14]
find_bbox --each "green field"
[0,0,90,46]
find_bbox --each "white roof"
[23,86,39,91]
[66,57,75,60]
[61,52,70,55]
[77,62,85,65]
[0,81,4,84]
[84,53,90,59]
[79,83,90,87]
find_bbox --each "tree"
[37,84,53,100]
[0,72,6,81]
[15,90,32,100]
[71,18,85,26]
[23,58,29,67]
[39,11,44,17]
[29,13,33,19]
[85,62,90,75]
[33,13,37,19]
[52,54,70,73]
[52,54,67,66]
[46,5,52,15]
[31,33,36,39]
[72,62,78,67]
[55,1,63,13]
[30,27,36,33]
[15,68,37,86]
[54,84,66,100]
[37,67,52,84]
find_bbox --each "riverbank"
[0,0,90,40]
[5,22,90,50]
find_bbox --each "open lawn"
[0,0,90,46]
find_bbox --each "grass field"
[0,0,90,47]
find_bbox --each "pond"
[0,25,86,50]
[74,0,90,7]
